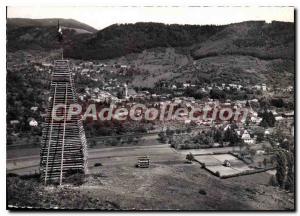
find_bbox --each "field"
[194,154,254,177]
[7,144,294,210]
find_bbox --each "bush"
[7,173,19,177]
[198,189,207,195]
[64,170,85,186]
[186,153,194,162]
[269,175,278,186]
[94,162,102,167]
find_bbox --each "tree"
[269,175,278,186]
[275,151,287,188]
[224,127,240,146]
[166,128,174,136]
[158,131,167,143]
[209,89,226,100]
[245,100,250,107]
[256,131,265,142]
[271,98,284,108]
[263,158,267,168]
[186,127,192,134]
[186,152,194,162]
[260,111,276,128]
[285,152,294,192]
[213,129,223,143]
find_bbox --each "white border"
[1,0,298,215]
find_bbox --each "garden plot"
[194,154,254,178]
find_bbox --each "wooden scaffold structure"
[40,60,88,185]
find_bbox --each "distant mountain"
[191,21,294,60]
[65,22,225,59]
[7,18,97,33]
[7,19,294,61]
[6,18,96,51]
[64,21,294,61]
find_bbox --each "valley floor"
[7,144,294,210]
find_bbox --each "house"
[93,87,100,93]
[253,85,261,90]
[264,130,271,136]
[275,116,283,121]
[256,150,265,155]
[183,83,191,88]
[184,119,191,124]
[213,143,221,147]
[283,111,294,118]
[10,120,20,125]
[81,69,89,75]
[286,85,293,92]
[291,122,294,137]
[30,106,38,112]
[29,119,38,127]
[241,130,254,144]
[223,124,231,131]
[251,116,262,124]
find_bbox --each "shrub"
[201,163,206,168]
[198,189,207,195]
[7,173,19,177]
[186,153,194,162]
[269,175,278,186]
[64,170,85,186]
[94,162,102,167]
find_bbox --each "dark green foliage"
[270,98,285,108]
[158,131,167,143]
[198,189,207,195]
[66,22,225,60]
[256,131,265,142]
[224,127,241,146]
[209,89,226,100]
[64,171,85,186]
[184,87,204,99]
[6,65,49,136]
[269,175,278,186]
[186,153,194,162]
[94,162,103,167]
[275,151,287,188]
[259,111,276,128]
[7,18,97,32]
[213,128,223,144]
[7,20,294,63]
[7,175,119,209]
[285,152,294,192]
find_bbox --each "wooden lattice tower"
[40,60,87,185]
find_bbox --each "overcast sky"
[7,6,294,30]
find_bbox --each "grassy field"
[7,149,294,210]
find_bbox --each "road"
[7,142,237,175]
[7,144,178,175]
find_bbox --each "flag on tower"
[57,20,63,42]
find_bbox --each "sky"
[7,6,294,30]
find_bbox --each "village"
[7,53,294,183]
[5,7,295,209]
